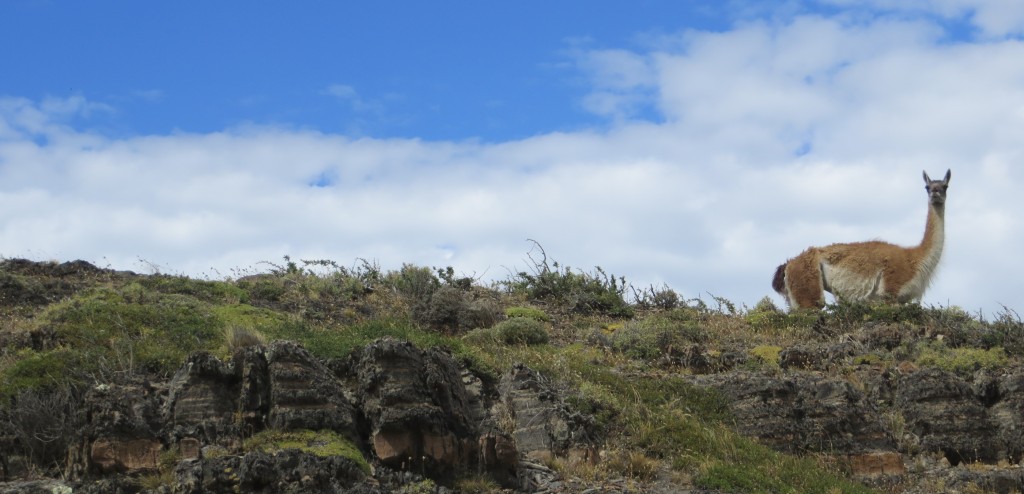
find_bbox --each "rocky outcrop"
[267,342,358,437]
[7,258,1024,493]
[14,338,567,491]
[688,366,1024,491]
[351,339,477,473]
[65,382,164,478]
[499,364,601,462]
[687,371,892,456]
[896,368,998,465]
[173,449,367,494]
[164,352,242,447]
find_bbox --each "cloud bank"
[1,5,1022,315]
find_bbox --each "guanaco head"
[923,169,951,207]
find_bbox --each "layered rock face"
[4,333,1024,492]
[6,338,601,492]
[688,366,1024,492]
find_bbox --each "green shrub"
[607,310,705,360]
[2,349,81,396]
[502,242,633,318]
[421,286,499,333]
[382,264,499,332]
[239,276,288,302]
[980,306,1024,354]
[744,297,787,330]
[633,284,682,310]
[493,317,549,345]
[387,264,441,306]
[824,300,925,329]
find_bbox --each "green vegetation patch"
[501,243,634,318]
[453,476,500,494]
[137,275,249,305]
[607,308,706,360]
[466,339,871,493]
[915,341,1009,375]
[2,286,223,395]
[244,429,370,474]
[748,345,783,371]
[697,449,874,494]
[214,304,491,376]
[743,297,820,333]
[493,317,549,346]
[823,300,926,329]
[505,306,551,322]
[2,349,81,399]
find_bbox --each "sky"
[1,0,1022,317]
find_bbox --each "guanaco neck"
[915,200,945,269]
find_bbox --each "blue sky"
[3,1,733,140]
[2,1,1023,316]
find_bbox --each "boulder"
[266,341,358,441]
[896,368,996,464]
[69,383,165,477]
[352,338,478,477]
[498,363,601,463]
[164,352,241,445]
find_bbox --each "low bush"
[0,385,83,469]
[494,317,549,346]
[501,241,633,318]
[605,307,707,360]
[823,300,926,329]
[982,306,1024,354]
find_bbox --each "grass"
[244,429,371,475]
[3,286,222,396]
[747,345,783,372]
[505,305,551,321]
[915,340,1009,375]
[2,254,1021,493]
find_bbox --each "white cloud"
[323,84,358,100]
[2,8,1023,316]
[818,0,1024,38]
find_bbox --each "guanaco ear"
[943,169,951,184]
[923,170,931,183]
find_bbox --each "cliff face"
[8,337,1024,493]
[5,337,601,493]
[690,368,1024,492]
[1,259,1022,493]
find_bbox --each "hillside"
[0,254,1022,493]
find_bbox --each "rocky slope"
[1,259,1022,493]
